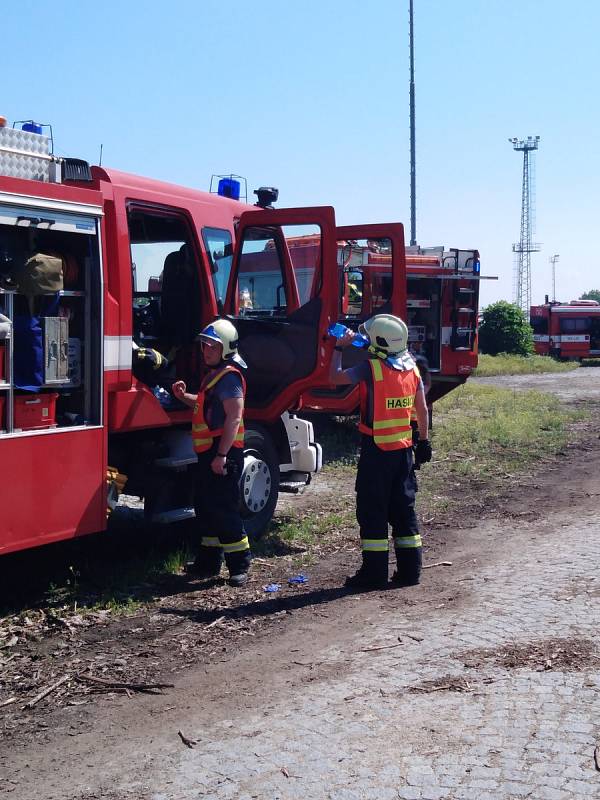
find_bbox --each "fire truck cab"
[530,299,600,360]
[0,122,348,556]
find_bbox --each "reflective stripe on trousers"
[394,534,422,549]
[361,538,389,552]
[222,536,250,554]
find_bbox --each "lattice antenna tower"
[509,136,541,312]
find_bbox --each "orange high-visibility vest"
[191,365,246,453]
[358,359,420,451]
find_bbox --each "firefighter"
[330,314,432,589]
[172,319,251,587]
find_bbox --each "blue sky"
[3,0,599,308]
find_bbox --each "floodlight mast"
[509,135,541,313]
[409,0,416,246]
[550,254,559,303]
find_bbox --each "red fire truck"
[0,122,347,555]
[296,236,482,413]
[530,299,600,360]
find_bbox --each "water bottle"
[328,322,369,348]
[152,386,172,408]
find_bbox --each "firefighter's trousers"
[355,436,422,583]
[193,445,251,575]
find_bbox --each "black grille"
[62,158,93,182]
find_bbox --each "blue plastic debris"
[287,574,308,585]
[263,583,281,593]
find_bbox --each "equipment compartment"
[406,277,442,369]
[0,204,102,435]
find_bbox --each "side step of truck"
[151,507,195,525]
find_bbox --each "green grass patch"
[414,382,587,519]
[254,510,352,557]
[474,353,578,376]
[431,383,583,479]
[309,414,361,467]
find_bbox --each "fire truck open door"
[298,223,407,414]
[0,202,105,555]
[224,206,338,420]
[335,223,406,321]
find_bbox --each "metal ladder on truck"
[444,248,479,351]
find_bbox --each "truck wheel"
[241,428,280,540]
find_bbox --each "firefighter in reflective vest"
[172,319,251,587]
[330,314,432,589]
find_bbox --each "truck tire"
[241,427,280,540]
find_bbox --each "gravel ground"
[472,365,600,402]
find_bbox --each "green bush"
[479,301,534,356]
[580,289,600,302]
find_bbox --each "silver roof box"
[0,127,61,183]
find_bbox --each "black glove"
[135,347,167,370]
[414,438,432,467]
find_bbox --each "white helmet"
[197,318,242,361]
[359,313,408,355]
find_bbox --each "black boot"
[345,552,388,590]
[224,546,251,588]
[345,568,388,590]
[392,548,422,587]
[186,545,223,578]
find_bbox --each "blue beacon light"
[21,121,43,135]
[217,177,241,201]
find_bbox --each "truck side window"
[560,317,588,333]
[127,208,201,348]
[236,224,321,315]
[237,227,287,315]
[285,225,321,305]
[202,227,232,313]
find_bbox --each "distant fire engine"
[530,299,600,360]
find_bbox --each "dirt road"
[2,369,600,799]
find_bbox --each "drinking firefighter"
[172,319,251,587]
[329,313,432,589]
